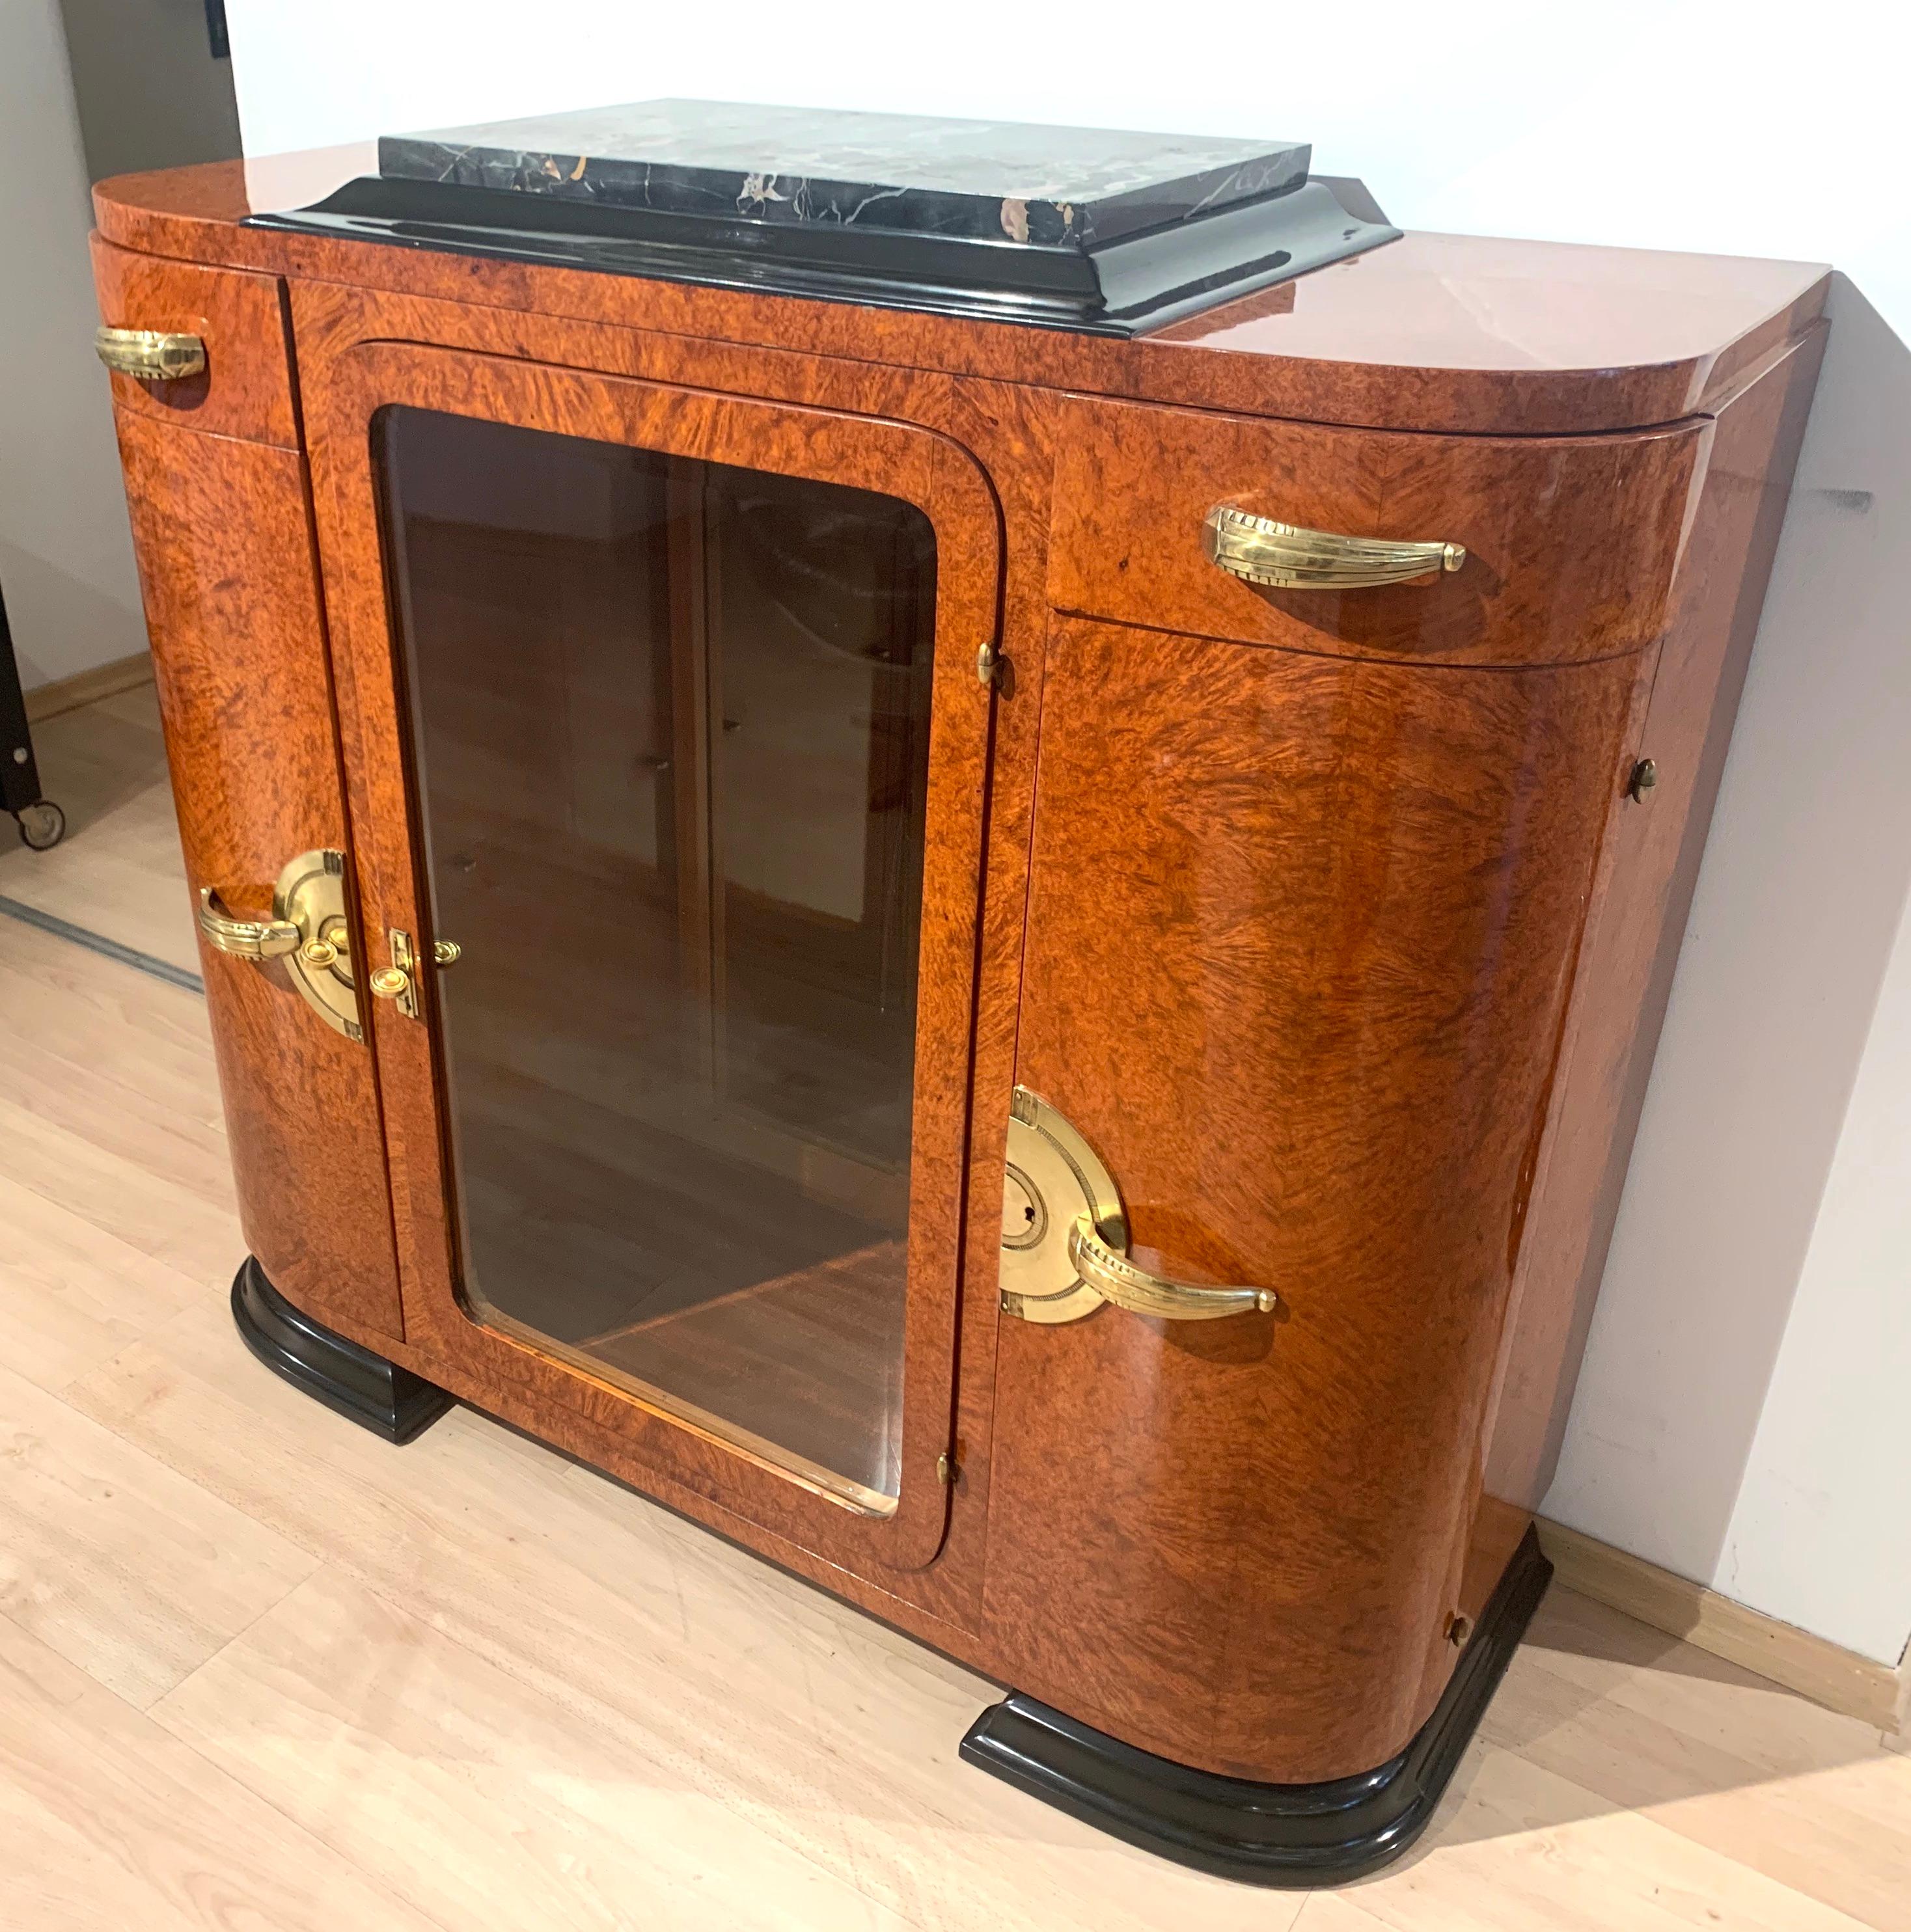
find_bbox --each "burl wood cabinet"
[90,105,1827,1884]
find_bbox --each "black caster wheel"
[15,799,65,850]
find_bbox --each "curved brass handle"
[1203,506,1465,590]
[999,1087,1282,1327]
[95,326,206,381]
[1067,1218,1278,1322]
[195,851,364,1041]
[198,888,299,960]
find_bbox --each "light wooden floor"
[3,685,1910,1930]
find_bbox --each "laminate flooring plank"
[0,1091,238,1283]
[0,1022,234,1209]
[1478,1588,1911,1929]
[153,1565,922,1932]
[0,683,199,974]
[68,1304,1310,1932]
[0,1610,443,1931]
[0,1357,320,1707]
[0,914,212,1071]
[1291,1739,1878,1931]
[0,1174,210,1395]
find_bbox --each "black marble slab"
[378,99,1313,251]
[250,100,1399,338]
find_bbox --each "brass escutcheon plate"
[275,849,363,1041]
[998,1086,1126,1325]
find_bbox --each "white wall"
[223,0,1911,1665]
[1545,279,1911,1663]
[0,0,149,690]
[58,0,241,184]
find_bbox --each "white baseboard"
[1537,1517,1908,1734]
[23,651,154,724]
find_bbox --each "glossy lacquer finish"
[87,156,1831,1855]
[1051,396,1703,668]
[91,156,1829,435]
[111,405,404,1343]
[987,619,1640,1780]
[91,236,299,448]
[305,333,1000,1573]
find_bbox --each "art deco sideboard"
[88,102,1828,1885]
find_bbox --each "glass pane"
[376,406,937,1510]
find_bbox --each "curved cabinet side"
[1483,323,1830,1508]
[983,618,1643,1784]
[112,407,404,1340]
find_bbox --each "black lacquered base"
[961,1526,1552,1886]
[230,1257,454,1444]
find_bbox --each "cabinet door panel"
[983,617,1641,1782]
[305,337,1000,1572]
[114,407,403,1338]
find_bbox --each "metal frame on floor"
[0,575,66,851]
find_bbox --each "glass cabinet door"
[374,405,946,1514]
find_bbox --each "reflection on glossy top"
[94,151,1830,435]
[1160,228,1826,374]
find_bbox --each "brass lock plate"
[274,849,363,1041]
[998,1086,1125,1325]
[999,1086,1282,1325]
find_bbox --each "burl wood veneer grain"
[1482,325,1832,1509]
[90,238,299,450]
[299,328,1002,1581]
[1049,396,1705,668]
[984,618,1644,1782]
[82,167,1834,1792]
[273,277,1063,1646]
[111,407,404,1342]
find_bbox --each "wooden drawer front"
[114,407,404,1341]
[1050,396,1705,668]
[92,239,299,449]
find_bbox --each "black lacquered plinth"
[230,1257,453,1444]
[961,1527,1552,1886]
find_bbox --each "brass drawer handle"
[1203,505,1465,590]
[95,325,206,381]
[999,1085,1282,1326]
[1067,1219,1278,1322]
[195,849,364,1042]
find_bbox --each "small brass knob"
[432,939,461,966]
[299,936,339,970]
[369,965,410,1000]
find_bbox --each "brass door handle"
[194,850,364,1042]
[95,326,207,381]
[1066,1218,1278,1322]
[1203,505,1465,589]
[999,1086,1282,1326]
[198,890,299,960]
